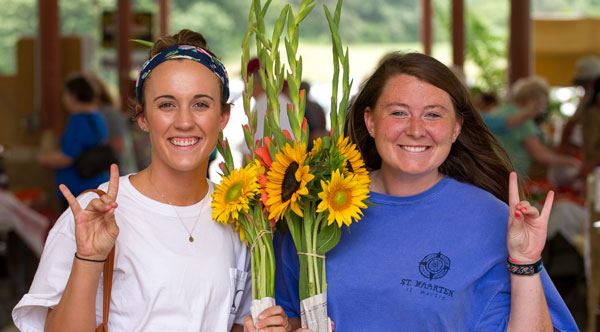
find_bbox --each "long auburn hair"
[345,52,520,203]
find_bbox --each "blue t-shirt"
[56,112,110,198]
[275,177,578,331]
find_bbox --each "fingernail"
[515,212,521,217]
[523,207,527,212]
[517,203,522,209]
[255,322,262,328]
[259,314,264,320]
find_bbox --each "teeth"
[170,138,199,147]
[402,146,427,152]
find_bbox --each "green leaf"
[316,221,341,255]
[129,39,154,48]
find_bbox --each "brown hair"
[88,73,116,108]
[134,29,227,118]
[63,72,99,103]
[345,52,520,203]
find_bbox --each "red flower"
[255,146,272,168]
[282,129,292,140]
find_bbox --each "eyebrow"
[153,94,215,102]
[383,102,449,111]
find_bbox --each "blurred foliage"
[3,0,600,75]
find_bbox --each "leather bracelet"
[506,257,543,276]
[75,252,107,263]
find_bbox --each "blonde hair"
[510,76,549,104]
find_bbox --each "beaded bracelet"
[74,252,107,263]
[506,257,543,276]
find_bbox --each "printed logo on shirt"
[418,251,450,280]
[397,251,456,301]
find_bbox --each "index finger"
[540,190,555,220]
[59,184,83,215]
[508,172,520,207]
[106,163,120,199]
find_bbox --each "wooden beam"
[158,0,170,37]
[421,0,432,55]
[509,0,531,86]
[118,0,132,113]
[39,0,61,135]
[451,0,464,69]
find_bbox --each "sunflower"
[265,142,314,221]
[234,220,247,244]
[308,137,323,159]
[337,136,370,185]
[211,163,261,224]
[317,169,370,227]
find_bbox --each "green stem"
[311,203,321,294]
[303,211,315,297]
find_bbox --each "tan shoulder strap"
[80,189,115,332]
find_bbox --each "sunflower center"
[225,182,243,203]
[332,188,350,208]
[281,162,301,202]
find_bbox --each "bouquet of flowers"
[212,0,371,330]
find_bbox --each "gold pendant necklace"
[148,170,202,243]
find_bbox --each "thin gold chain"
[148,169,202,242]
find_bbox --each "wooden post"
[451,0,464,69]
[421,0,432,56]
[117,0,132,112]
[39,0,61,135]
[158,0,170,37]
[508,0,531,86]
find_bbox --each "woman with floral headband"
[276,53,578,331]
[12,29,290,332]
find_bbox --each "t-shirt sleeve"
[521,119,539,140]
[274,232,301,319]
[481,113,508,133]
[12,193,101,332]
[101,108,126,138]
[475,266,578,332]
[540,270,579,331]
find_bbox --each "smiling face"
[364,74,462,185]
[137,59,230,173]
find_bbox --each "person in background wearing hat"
[560,55,600,178]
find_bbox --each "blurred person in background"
[476,91,542,134]
[560,56,600,179]
[89,73,138,175]
[37,73,110,209]
[489,76,580,178]
[300,81,327,149]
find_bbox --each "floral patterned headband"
[135,44,230,104]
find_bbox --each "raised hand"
[506,172,554,263]
[59,164,120,261]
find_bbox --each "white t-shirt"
[12,175,252,332]
[253,93,294,140]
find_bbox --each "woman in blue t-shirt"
[38,73,110,207]
[276,53,578,331]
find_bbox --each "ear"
[452,117,463,142]
[364,107,375,137]
[136,105,149,132]
[219,104,231,131]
